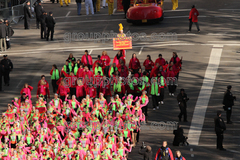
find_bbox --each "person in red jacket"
[81,50,93,70]
[155,54,166,67]
[166,66,177,97]
[155,141,174,160]
[101,51,111,76]
[159,66,167,79]
[93,55,103,71]
[150,63,160,78]
[118,62,128,78]
[86,83,97,99]
[113,50,126,68]
[81,66,94,82]
[76,63,84,78]
[188,5,200,32]
[76,79,85,102]
[37,75,49,87]
[129,53,141,74]
[61,69,77,97]
[170,52,182,79]
[134,68,143,78]
[37,78,50,102]
[20,83,33,100]
[57,80,70,102]
[143,55,154,74]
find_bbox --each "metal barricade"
[0,7,12,20]
[11,3,25,23]
[0,1,33,24]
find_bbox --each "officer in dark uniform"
[0,55,13,86]
[40,12,47,39]
[122,0,130,18]
[23,1,32,29]
[34,1,44,29]
[177,89,189,122]
[214,111,226,150]
[222,85,236,124]
[45,12,56,41]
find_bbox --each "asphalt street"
[1,0,240,159]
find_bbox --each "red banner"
[113,37,132,50]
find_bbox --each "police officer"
[214,111,226,151]
[34,1,44,29]
[177,89,189,122]
[23,1,32,29]
[0,55,13,86]
[45,12,56,41]
[40,12,47,39]
[222,85,236,124]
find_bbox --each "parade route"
[0,0,240,159]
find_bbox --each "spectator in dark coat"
[76,0,82,15]
[0,20,7,51]
[5,20,14,49]
[122,0,130,18]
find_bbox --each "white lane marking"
[57,18,125,24]
[138,46,144,55]
[187,45,223,146]
[214,15,239,17]
[137,41,180,45]
[113,8,116,14]
[16,80,23,88]
[221,61,240,63]
[208,41,240,43]
[6,46,98,53]
[228,150,240,154]
[66,11,71,17]
[164,9,206,12]
[219,9,240,11]
[57,15,209,24]
[55,13,123,18]
[89,50,93,55]
[5,43,195,55]
[165,15,207,19]
[177,33,196,35]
